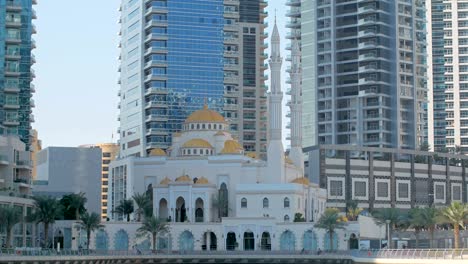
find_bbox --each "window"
[398,182,409,199]
[263,198,269,208]
[284,197,290,208]
[241,198,247,208]
[435,184,445,200]
[376,182,389,198]
[354,181,367,197]
[284,215,290,222]
[452,185,462,201]
[330,180,343,196]
[103,152,111,158]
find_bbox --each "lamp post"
[386,220,391,249]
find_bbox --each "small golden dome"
[182,138,213,148]
[220,140,244,154]
[245,152,259,159]
[215,131,225,136]
[149,148,166,157]
[285,156,294,165]
[195,177,209,184]
[175,174,191,182]
[185,105,226,124]
[160,177,171,185]
[290,177,310,186]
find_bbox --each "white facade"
[34,147,102,215]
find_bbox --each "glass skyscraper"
[0,0,36,149]
[118,0,268,157]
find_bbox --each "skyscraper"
[288,0,427,153]
[117,0,268,158]
[0,0,37,149]
[428,0,468,153]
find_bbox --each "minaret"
[267,18,286,183]
[288,39,304,172]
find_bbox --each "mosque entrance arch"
[226,232,237,251]
[158,198,168,220]
[349,233,359,250]
[243,232,255,251]
[260,232,271,250]
[176,197,186,222]
[195,198,204,222]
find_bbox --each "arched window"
[191,124,194,130]
[194,149,197,154]
[214,124,217,130]
[208,124,211,129]
[219,183,228,217]
[263,198,269,208]
[188,149,191,155]
[202,124,206,129]
[284,197,290,208]
[284,215,290,222]
[197,124,200,129]
[241,198,247,208]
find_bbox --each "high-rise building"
[80,143,119,220]
[288,0,427,153]
[117,0,268,158]
[0,0,37,149]
[30,129,41,180]
[428,0,468,153]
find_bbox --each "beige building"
[30,129,42,180]
[81,143,119,220]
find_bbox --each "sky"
[34,1,289,148]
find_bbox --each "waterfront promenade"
[0,249,467,264]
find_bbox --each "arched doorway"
[218,183,228,218]
[349,233,359,250]
[202,232,217,250]
[260,232,271,250]
[158,198,168,221]
[178,231,194,251]
[303,230,318,251]
[95,230,109,250]
[324,232,339,251]
[195,198,204,222]
[114,229,129,250]
[157,232,171,251]
[243,232,255,251]
[226,232,237,251]
[176,197,186,222]
[280,230,296,251]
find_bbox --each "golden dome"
[245,152,259,159]
[185,105,226,124]
[290,177,310,186]
[182,138,213,148]
[160,177,171,185]
[149,148,166,157]
[195,177,209,184]
[175,174,191,182]
[220,140,244,154]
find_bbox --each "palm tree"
[30,196,63,248]
[438,202,468,249]
[346,200,362,221]
[0,206,22,248]
[420,207,439,248]
[66,192,87,220]
[77,212,104,250]
[314,208,346,251]
[408,208,426,248]
[137,216,169,251]
[372,208,402,249]
[132,193,151,221]
[114,199,134,222]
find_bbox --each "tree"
[132,193,152,221]
[114,199,134,222]
[77,212,104,250]
[61,193,87,220]
[30,196,63,248]
[346,200,363,221]
[372,208,403,249]
[0,206,22,248]
[314,208,346,251]
[293,213,305,222]
[137,216,169,251]
[419,207,439,248]
[408,208,426,248]
[438,202,468,249]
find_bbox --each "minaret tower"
[288,39,304,172]
[267,18,286,183]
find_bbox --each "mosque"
[99,22,360,252]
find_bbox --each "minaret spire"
[266,19,286,183]
[288,38,304,172]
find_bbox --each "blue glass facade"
[0,0,34,149]
[144,0,224,148]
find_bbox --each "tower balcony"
[145,101,168,109]
[6,0,22,12]
[224,0,239,5]
[286,0,300,6]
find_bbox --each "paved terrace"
[0,250,467,264]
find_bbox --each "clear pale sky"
[34,1,288,148]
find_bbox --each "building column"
[368,151,374,211]
[206,232,211,251]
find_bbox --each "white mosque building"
[98,22,360,252]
